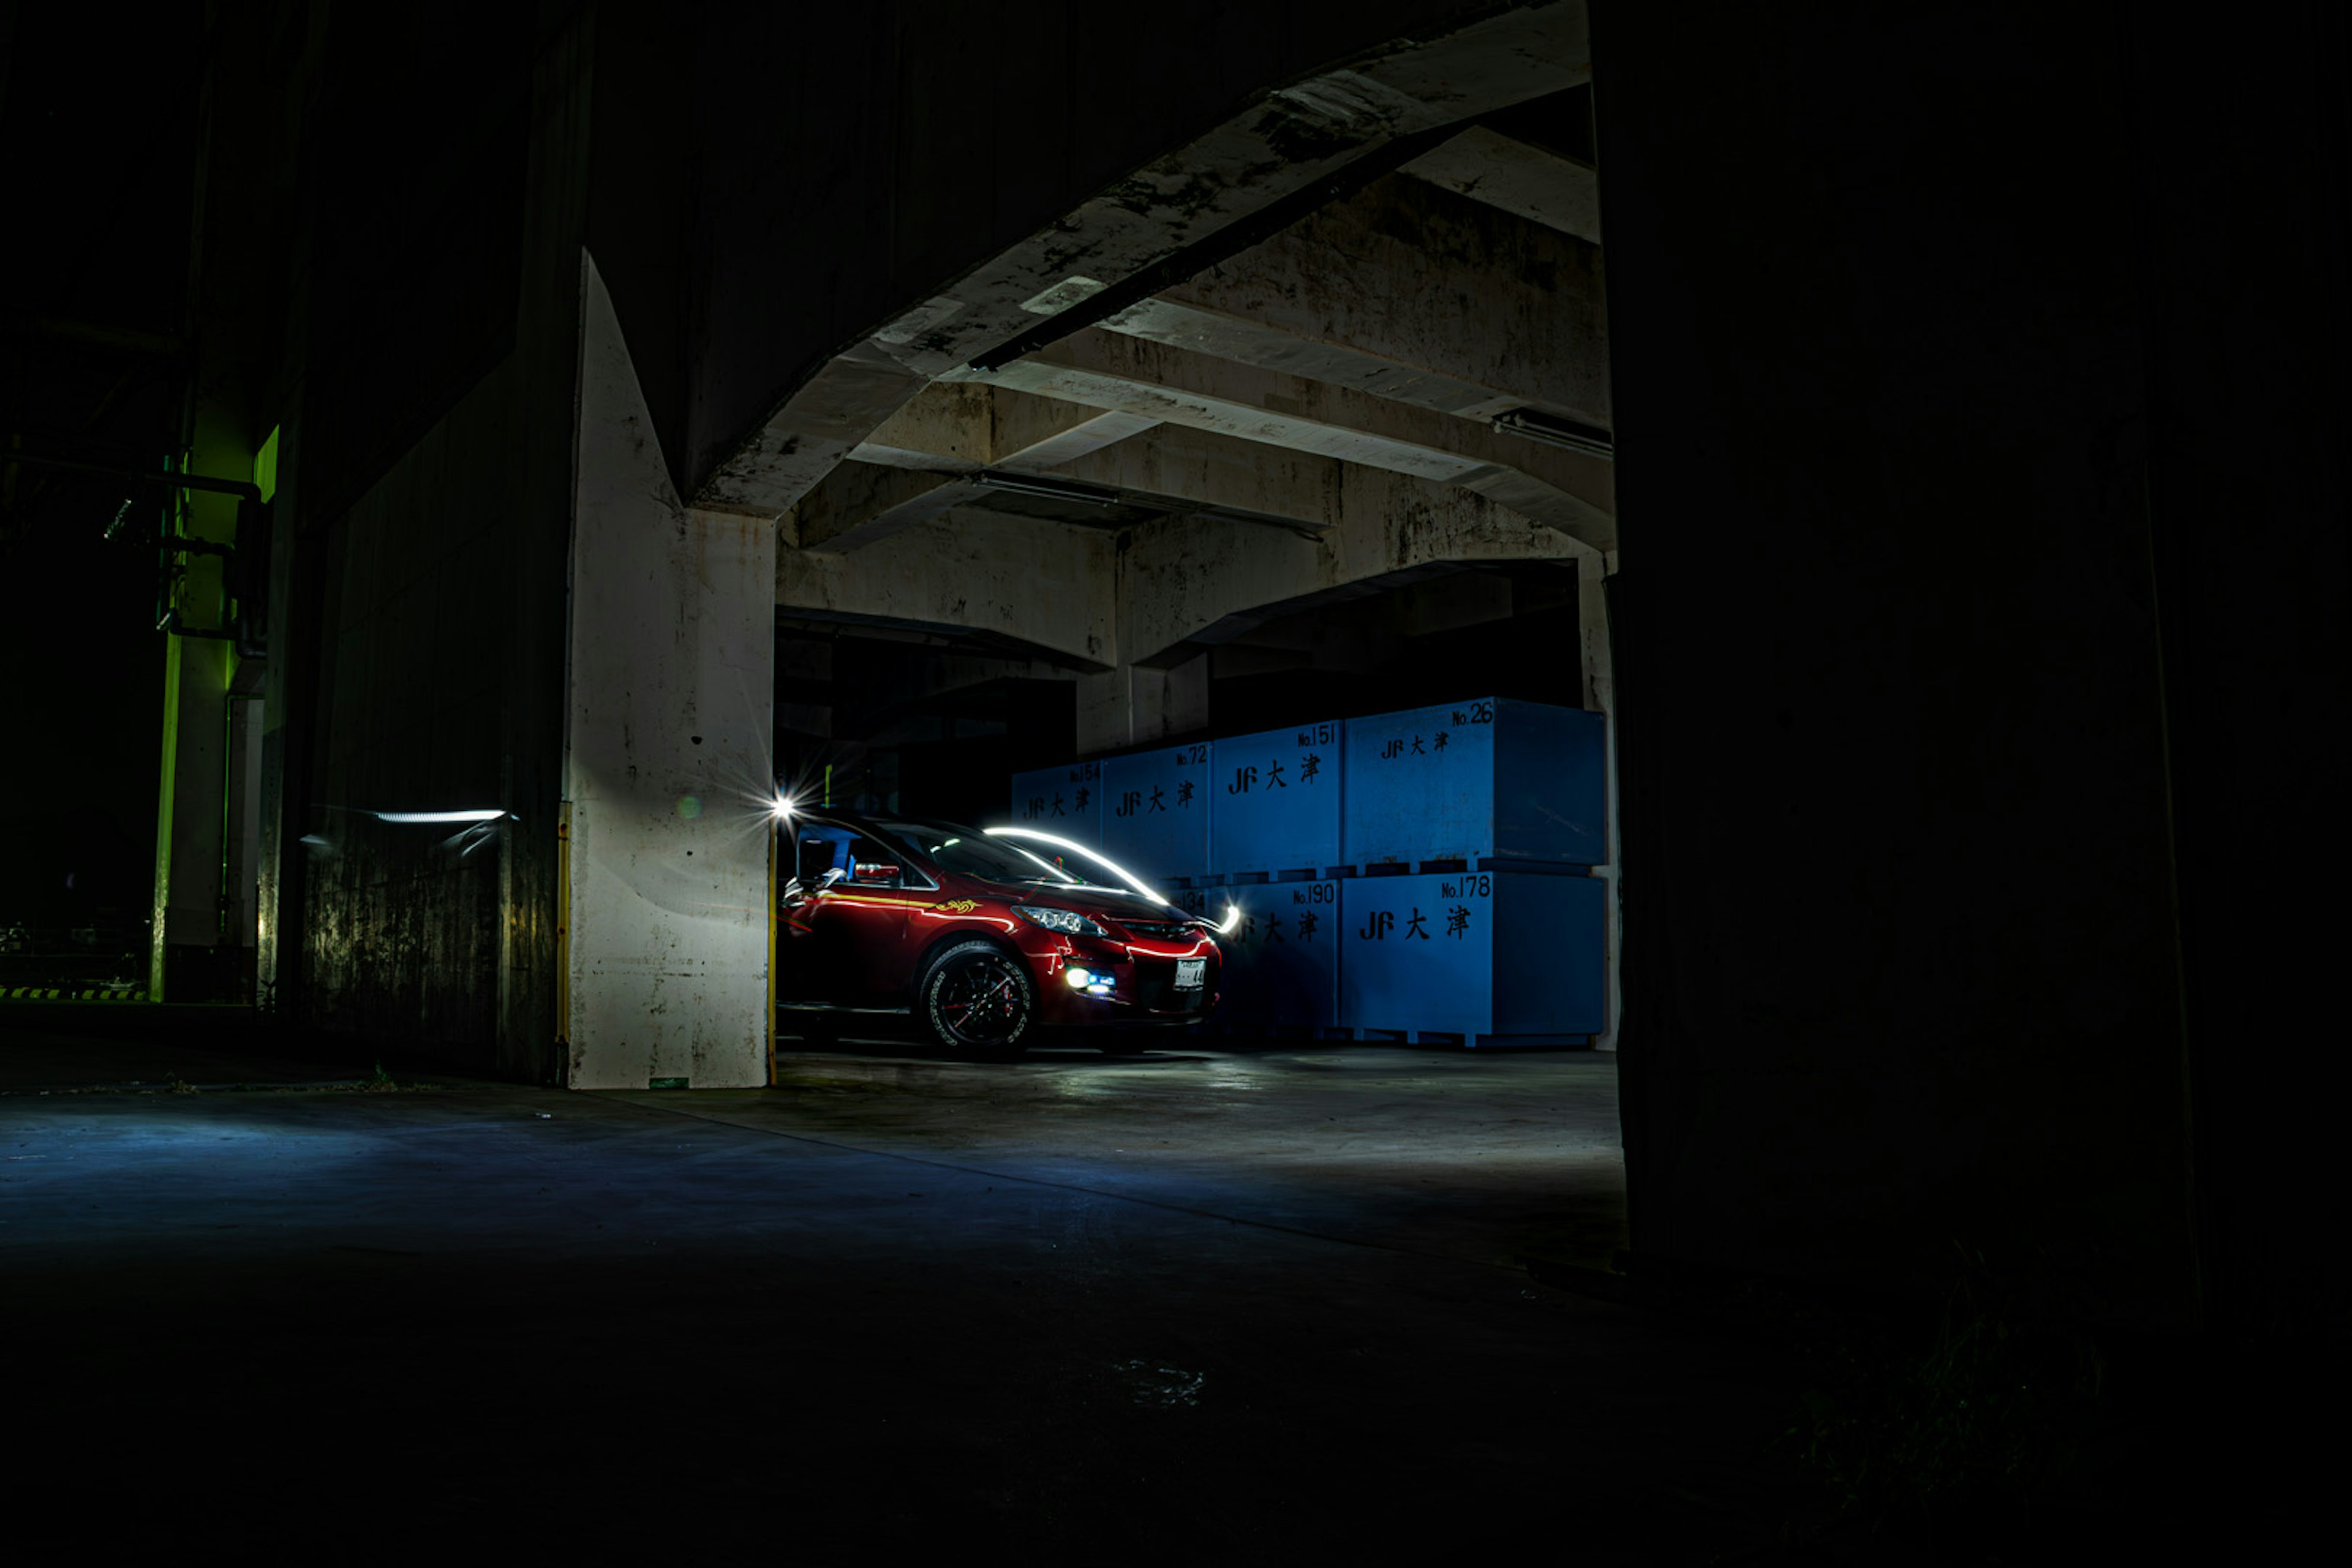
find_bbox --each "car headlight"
[1012,905,1107,937]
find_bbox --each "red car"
[777,810,1223,1057]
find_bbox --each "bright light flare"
[1217,905,1243,935]
[984,826,1164,903]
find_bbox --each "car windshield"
[873,819,1127,890]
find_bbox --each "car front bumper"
[1026,940,1220,1028]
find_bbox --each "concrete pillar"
[151,632,226,997]
[1578,552,1619,1050]
[149,461,252,1001]
[1075,654,1208,758]
[563,255,775,1089]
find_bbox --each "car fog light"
[1066,967,1093,989]
[1087,983,1112,996]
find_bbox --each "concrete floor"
[0,1008,2259,1559]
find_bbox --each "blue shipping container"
[1342,698,1605,869]
[1209,719,1343,876]
[1174,877,1343,1032]
[1336,869,1604,1045]
[1007,761,1104,850]
[1099,742,1212,883]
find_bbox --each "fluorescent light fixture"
[376,809,506,825]
[985,826,1164,903]
[973,471,1122,508]
[1491,408,1615,459]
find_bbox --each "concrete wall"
[1595,0,2347,1327]
[565,258,774,1090]
[296,354,521,1055]
[264,6,590,1076]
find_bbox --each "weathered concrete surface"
[694,1,1594,519]
[1578,554,1621,1051]
[788,459,980,554]
[829,381,1613,554]
[565,257,773,1090]
[776,427,1586,698]
[1074,655,1212,756]
[1129,172,1608,427]
[1402,122,1601,241]
[799,390,1167,551]
[1112,456,1588,668]
[778,508,1118,671]
[298,353,523,1058]
[850,383,1159,476]
[970,328,1616,547]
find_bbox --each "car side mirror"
[850,861,902,886]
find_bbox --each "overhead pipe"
[4,450,268,650]
[1,449,260,503]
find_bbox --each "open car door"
[778,819,920,1003]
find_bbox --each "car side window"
[797,834,848,885]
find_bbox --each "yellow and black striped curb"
[2,987,150,1001]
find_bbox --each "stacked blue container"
[1336,697,1607,1047]
[1208,719,1343,878]
[1005,696,1607,1047]
[1196,718,1344,1032]
[1337,869,1604,1046]
[1007,760,1104,849]
[1341,698,1605,869]
[1181,876,1345,1036]
[1099,742,1212,884]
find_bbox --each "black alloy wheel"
[921,941,1035,1058]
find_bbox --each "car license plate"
[1174,957,1205,990]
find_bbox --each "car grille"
[1130,956,1219,1013]
[1119,920,1202,940]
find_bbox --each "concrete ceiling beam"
[1051,425,1349,533]
[1109,172,1608,428]
[778,443,1585,672]
[1399,124,1600,243]
[788,459,975,554]
[816,401,1556,553]
[696,0,1591,518]
[778,506,1117,672]
[849,383,1159,475]
[1114,452,1592,667]
[962,329,1615,552]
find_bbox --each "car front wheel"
[919,941,1035,1059]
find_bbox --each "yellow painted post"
[555,802,571,1077]
[766,813,778,1087]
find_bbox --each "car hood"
[975,879,1197,928]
